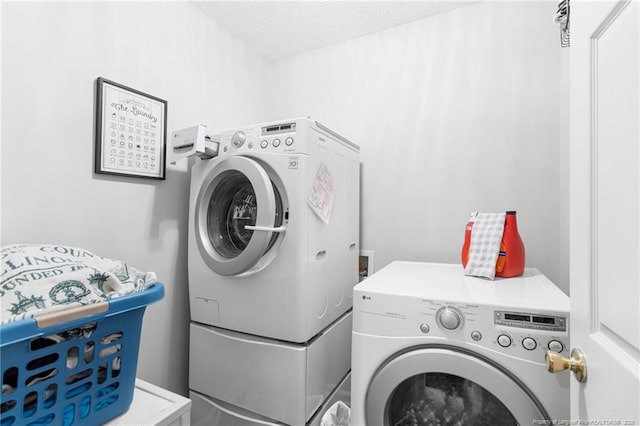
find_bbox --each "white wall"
[266,1,569,292]
[1,0,569,397]
[1,1,268,395]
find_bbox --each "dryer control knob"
[232,131,247,148]
[437,306,463,331]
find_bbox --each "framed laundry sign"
[94,77,167,180]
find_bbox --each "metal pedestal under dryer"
[189,311,352,425]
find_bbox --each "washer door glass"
[195,156,284,276]
[389,372,515,425]
[366,345,549,425]
[206,172,282,258]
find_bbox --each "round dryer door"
[366,344,549,425]
[195,156,285,276]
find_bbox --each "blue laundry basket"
[0,283,164,426]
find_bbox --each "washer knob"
[522,337,537,351]
[231,131,246,148]
[437,307,462,331]
[548,340,564,353]
[497,334,512,347]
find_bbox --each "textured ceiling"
[193,1,473,61]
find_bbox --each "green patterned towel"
[1,244,157,324]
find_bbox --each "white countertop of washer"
[353,261,569,312]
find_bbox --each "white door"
[569,0,640,422]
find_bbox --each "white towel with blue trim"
[1,244,157,324]
[464,212,506,280]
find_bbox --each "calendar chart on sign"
[97,79,166,179]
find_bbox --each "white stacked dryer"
[351,262,570,425]
[187,118,360,425]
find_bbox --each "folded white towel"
[464,212,506,280]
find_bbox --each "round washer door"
[366,345,549,425]
[195,156,284,276]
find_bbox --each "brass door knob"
[545,348,587,383]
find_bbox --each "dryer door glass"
[388,372,515,425]
[195,156,282,276]
[365,345,549,425]
[208,172,257,258]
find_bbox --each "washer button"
[419,323,430,334]
[273,138,281,147]
[522,337,537,351]
[497,334,512,347]
[260,140,268,149]
[471,331,482,341]
[285,137,294,146]
[548,340,564,353]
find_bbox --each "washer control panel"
[259,122,296,150]
[353,291,569,362]
[219,121,302,155]
[494,310,567,332]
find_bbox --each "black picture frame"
[94,77,167,180]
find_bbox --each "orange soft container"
[461,211,525,278]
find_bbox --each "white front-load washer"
[188,117,360,343]
[351,261,570,426]
[187,118,359,425]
